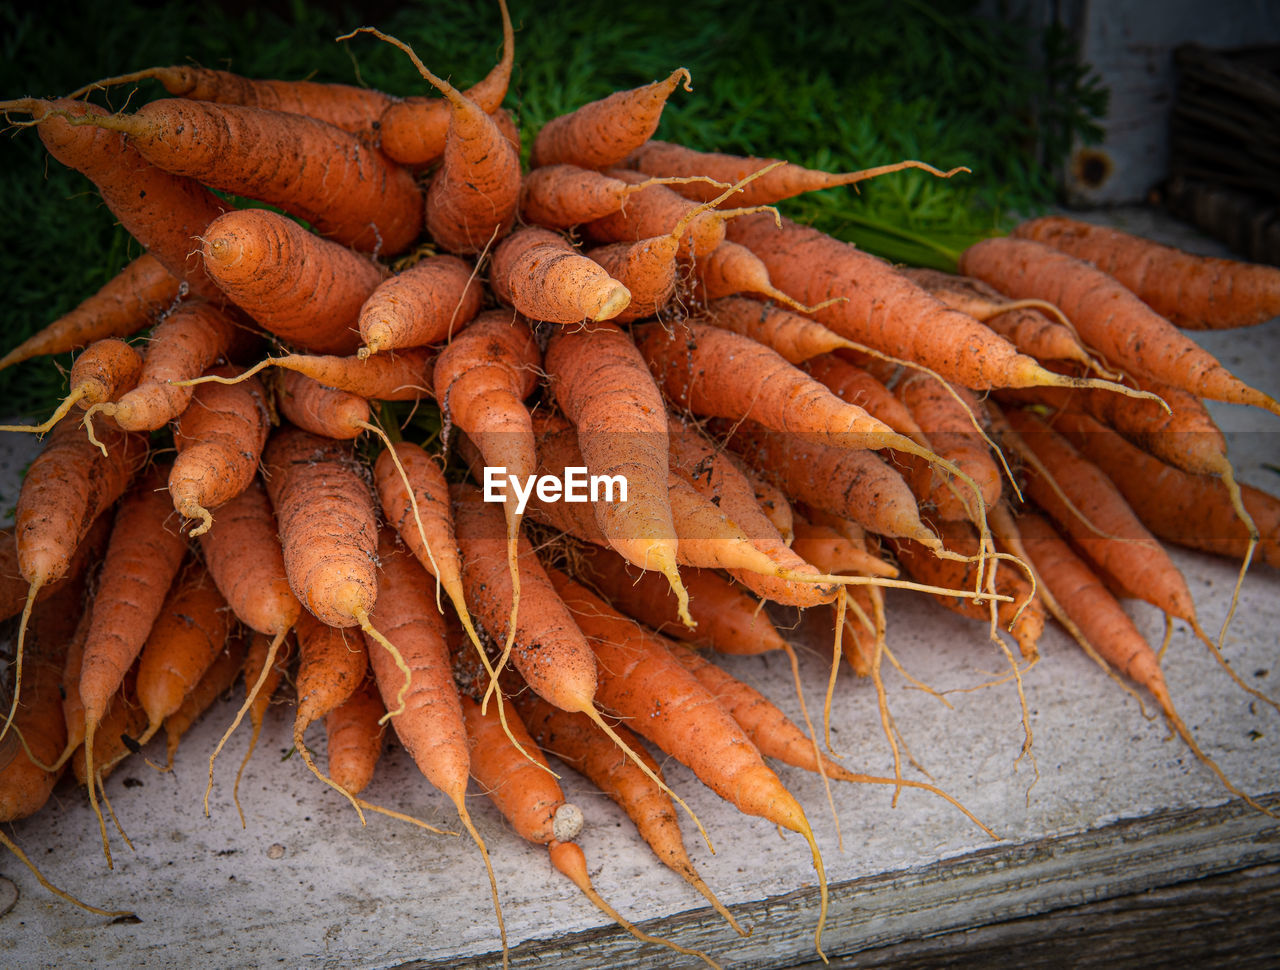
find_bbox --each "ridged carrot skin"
[1049,411,1280,569]
[803,354,922,440]
[94,99,422,254]
[165,636,248,767]
[373,442,463,588]
[201,209,384,356]
[276,370,370,440]
[149,65,392,138]
[324,679,385,796]
[519,165,652,228]
[28,99,228,300]
[294,611,369,730]
[530,68,691,170]
[0,256,177,371]
[490,227,631,323]
[728,214,1064,390]
[263,428,379,629]
[171,366,270,535]
[65,340,144,413]
[0,653,67,821]
[358,255,483,356]
[136,563,234,738]
[1014,214,1280,329]
[959,237,1276,411]
[78,464,189,729]
[583,170,726,261]
[258,348,436,402]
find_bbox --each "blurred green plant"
[0,0,1105,416]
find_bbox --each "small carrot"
[0,339,143,437]
[519,164,726,229]
[1013,214,1280,329]
[164,636,248,769]
[694,241,841,314]
[170,364,270,537]
[544,320,690,624]
[583,169,733,261]
[324,679,385,797]
[77,98,423,254]
[803,353,924,443]
[530,69,692,170]
[959,237,1279,414]
[83,300,241,444]
[358,254,484,358]
[626,139,967,206]
[0,255,177,373]
[184,347,435,402]
[200,208,384,356]
[489,227,632,324]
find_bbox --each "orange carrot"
[728,213,1131,392]
[375,0,514,167]
[1013,214,1280,329]
[0,514,107,623]
[83,301,240,441]
[1049,411,1279,569]
[516,692,746,935]
[358,255,483,357]
[900,267,1099,372]
[519,164,725,229]
[276,370,370,439]
[189,347,435,402]
[11,98,228,300]
[8,417,145,743]
[583,169,731,261]
[164,635,248,768]
[0,255,176,372]
[324,679,385,797]
[530,69,692,170]
[694,242,839,314]
[959,237,1279,413]
[0,337,144,437]
[803,354,923,442]
[200,208,384,356]
[626,139,966,206]
[72,675,146,789]
[791,517,898,579]
[573,543,790,655]
[489,227,632,323]
[548,567,829,958]
[544,320,690,622]
[231,630,293,825]
[80,99,422,254]
[170,365,270,536]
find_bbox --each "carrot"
[187,346,435,402]
[544,320,690,624]
[56,611,93,771]
[196,478,302,811]
[164,635,248,768]
[489,228,632,323]
[802,353,924,443]
[583,169,734,261]
[791,517,898,579]
[375,0,514,167]
[547,567,829,960]
[324,679,385,796]
[72,674,147,790]
[887,519,1044,661]
[0,647,130,917]
[1013,511,1271,814]
[1049,411,1280,569]
[231,630,293,826]
[366,531,505,960]
[83,300,241,444]
[666,416,838,608]
[199,208,384,356]
[276,370,371,439]
[1013,214,1280,329]
[515,693,747,936]
[894,372,1003,522]
[342,28,519,256]
[723,451,795,543]
[694,241,841,314]
[135,563,233,747]
[626,139,967,206]
[727,213,1147,394]
[959,237,1280,414]
[358,255,484,358]
[530,69,692,170]
[0,339,144,436]
[459,690,717,967]
[170,364,270,536]
[8,416,145,746]
[573,542,790,655]
[900,267,1101,373]
[0,255,177,372]
[78,98,422,254]
[6,98,229,300]
[519,164,727,229]
[0,510,110,624]
[77,65,394,140]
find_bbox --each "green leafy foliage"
[0,0,1104,415]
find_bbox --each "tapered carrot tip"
[587,282,632,322]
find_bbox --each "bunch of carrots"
[1,1,1278,964]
